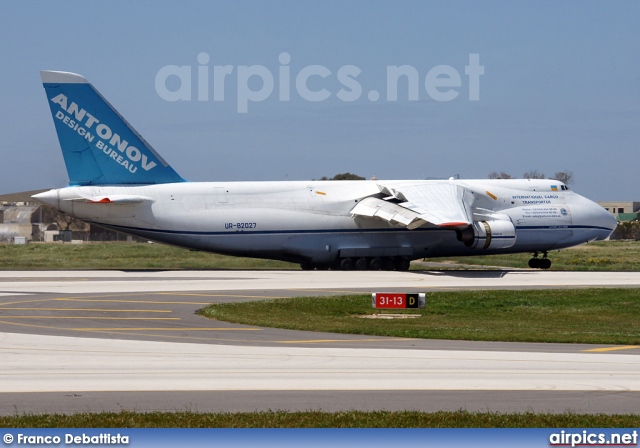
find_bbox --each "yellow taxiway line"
[69,327,261,331]
[0,316,180,320]
[0,307,171,313]
[583,346,640,352]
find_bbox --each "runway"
[1,269,639,415]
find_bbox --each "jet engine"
[457,220,517,250]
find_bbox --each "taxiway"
[1,269,639,415]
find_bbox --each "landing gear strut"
[528,251,551,270]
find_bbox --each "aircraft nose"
[570,195,617,241]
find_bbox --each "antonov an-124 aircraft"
[31,71,617,270]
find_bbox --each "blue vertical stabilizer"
[41,70,184,185]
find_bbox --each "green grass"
[1,240,639,270]
[424,240,640,270]
[199,289,640,345]
[0,242,296,270]
[1,410,639,428]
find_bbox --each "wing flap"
[351,197,427,228]
[352,182,474,229]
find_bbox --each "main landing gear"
[528,251,551,270]
[300,256,411,271]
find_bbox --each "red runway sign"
[372,293,425,309]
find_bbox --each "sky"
[0,1,638,200]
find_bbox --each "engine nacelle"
[457,220,517,250]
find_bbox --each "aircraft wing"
[351,182,474,229]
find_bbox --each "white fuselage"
[34,178,617,265]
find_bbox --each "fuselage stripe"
[91,222,614,237]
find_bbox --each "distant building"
[0,204,41,242]
[597,202,640,221]
[0,202,139,243]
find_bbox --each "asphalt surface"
[1,269,639,415]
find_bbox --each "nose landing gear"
[528,252,551,269]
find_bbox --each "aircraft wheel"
[355,257,369,270]
[369,257,382,270]
[395,258,411,271]
[340,258,354,270]
[528,258,540,269]
[300,261,314,271]
[540,258,552,270]
[382,258,396,270]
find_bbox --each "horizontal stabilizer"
[66,194,152,204]
[31,189,152,205]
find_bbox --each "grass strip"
[1,240,640,271]
[199,289,640,345]
[1,410,639,428]
[0,243,296,270]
